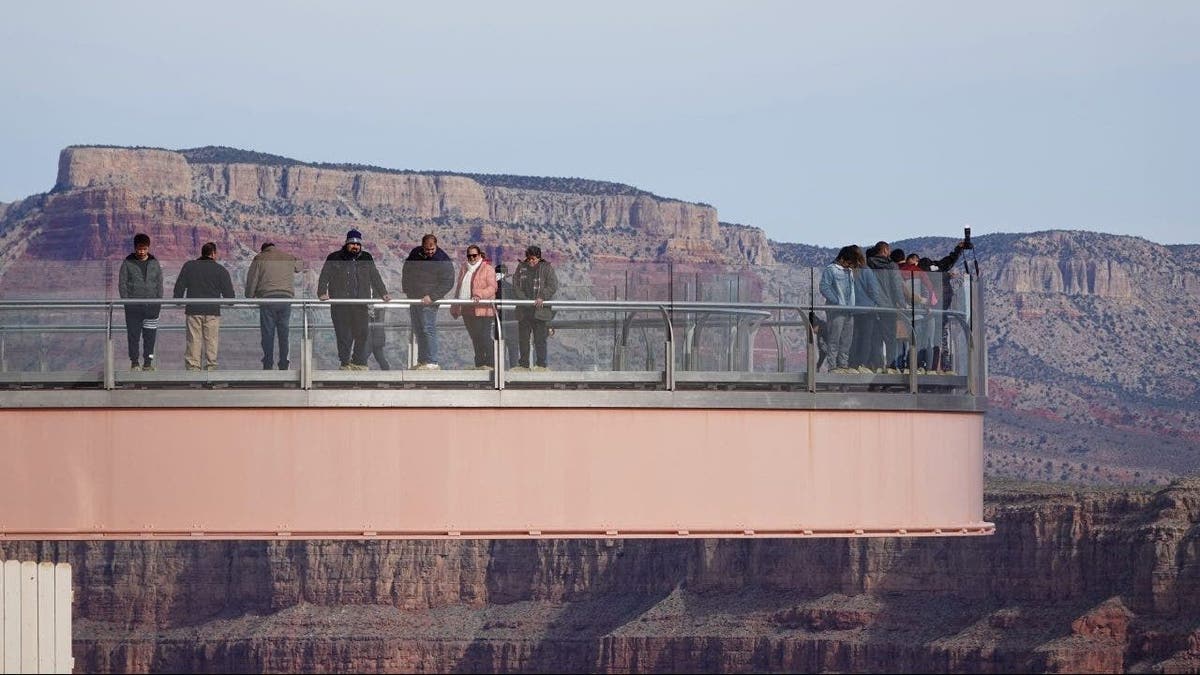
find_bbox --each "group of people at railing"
[118,230,557,372]
[817,239,970,375]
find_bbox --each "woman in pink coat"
[449,244,498,369]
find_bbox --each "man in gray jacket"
[245,242,301,370]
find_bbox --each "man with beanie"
[117,233,163,371]
[245,242,301,370]
[173,242,236,371]
[318,229,390,370]
[400,233,454,369]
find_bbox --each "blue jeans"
[409,304,440,365]
[259,303,291,369]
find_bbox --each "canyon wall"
[4,482,1199,673]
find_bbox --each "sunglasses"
[466,252,481,259]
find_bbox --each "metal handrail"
[0,296,982,395]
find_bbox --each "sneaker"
[415,363,441,370]
[205,364,218,371]
[478,365,495,371]
[531,365,550,372]
[351,364,369,371]
[339,364,353,371]
[856,366,873,374]
[510,366,530,372]
[186,365,201,372]
[143,364,156,372]
[130,362,142,372]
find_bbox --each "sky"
[1,0,1197,246]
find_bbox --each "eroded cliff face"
[3,482,1199,673]
[21,146,748,264]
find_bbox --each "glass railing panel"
[0,261,113,301]
[0,255,982,392]
[0,306,107,379]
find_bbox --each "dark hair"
[495,263,508,273]
[525,245,542,258]
[835,245,862,268]
[422,233,438,245]
[260,242,275,252]
[201,242,217,258]
[890,248,906,263]
[133,233,150,248]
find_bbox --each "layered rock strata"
[23,146,771,265]
[3,481,1199,673]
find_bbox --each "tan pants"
[185,315,221,369]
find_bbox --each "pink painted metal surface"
[0,408,989,538]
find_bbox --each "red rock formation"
[11,146,759,266]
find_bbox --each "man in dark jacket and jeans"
[173,241,236,371]
[318,229,391,370]
[865,241,910,371]
[118,233,163,371]
[511,245,558,371]
[400,233,454,369]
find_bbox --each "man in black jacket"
[173,242,236,371]
[865,241,909,371]
[118,233,163,371]
[318,229,391,370]
[400,233,454,369]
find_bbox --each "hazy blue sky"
[2,1,1197,246]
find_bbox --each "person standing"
[173,242,236,371]
[449,244,497,369]
[245,242,301,370]
[849,245,886,372]
[400,233,454,369]
[866,241,909,371]
[117,233,163,371]
[819,246,858,372]
[511,245,558,371]
[317,229,391,370]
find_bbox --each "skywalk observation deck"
[0,261,990,540]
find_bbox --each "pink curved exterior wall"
[0,408,989,538]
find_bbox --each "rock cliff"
[3,481,1198,673]
[30,146,743,264]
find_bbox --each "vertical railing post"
[968,276,985,397]
[807,269,817,392]
[659,305,675,391]
[103,303,115,390]
[301,302,313,390]
[493,300,505,390]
